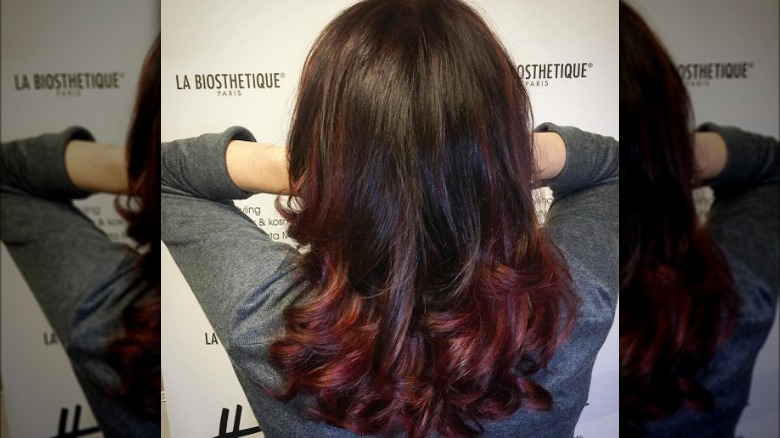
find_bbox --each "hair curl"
[269,1,578,436]
[107,34,161,418]
[618,3,740,434]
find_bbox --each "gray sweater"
[0,127,159,438]
[641,125,779,438]
[161,123,619,437]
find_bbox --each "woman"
[619,2,778,436]
[0,36,161,437]
[162,0,617,436]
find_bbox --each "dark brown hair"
[269,1,578,436]
[107,34,161,418]
[619,3,740,434]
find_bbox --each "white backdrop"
[0,1,159,437]
[629,1,779,437]
[161,0,618,436]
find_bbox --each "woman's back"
[619,3,778,434]
[641,125,779,437]
[161,123,619,436]
[161,0,618,435]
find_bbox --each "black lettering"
[703,64,713,79]
[80,205,101,216]
[678,62,751,81]
[213,405,261,438]
[44,331,58,345]
[563,63,573,78]
[50,405,101,438]
[517,63,591,80]
[177,74,190,89]
[68,74,80,89]
[14,74,30,90]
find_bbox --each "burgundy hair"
[269,1,578,436]
[619,2,740,434]
[107,34,161,418]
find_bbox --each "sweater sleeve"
[1,126,93,199]
[0,128,136,345]
[698,123,779,295]
[161,128,303,347]
[2,128,159,437]
[535,123,619,310]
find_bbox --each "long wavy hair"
[619,2,740,434]
[106,34,161,418]
[269,1,578,436]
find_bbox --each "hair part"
[270,1,578,435]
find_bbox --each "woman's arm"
[2,132,128,196]
[222,133,566,195]
[225,140,288,194]
[1,128,136,342]
[534,132,567,181]
[697,124,778,188]
[694,132,728,181]
[161,128,302,347]
[697,124,779,294]
[64,140,128,194]
[1,127,93,200]
[535,123,619,307]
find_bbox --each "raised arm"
[694,131,728,181]
[536,123,619,301]
[225,140,288,194]
[64,139,129,194]
[697,123,779,294]
[1,128,136,342]
[220,132,565,195]
[161,128,302,345]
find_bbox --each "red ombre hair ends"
[107,35,161,418]
[619,3,740,435]
[269,1,578,436]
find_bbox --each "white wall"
[161,1,618,437]
[0,1,159,437]
[628,1,779,436]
